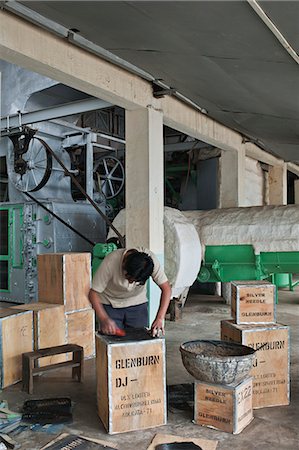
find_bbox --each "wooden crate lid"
[231,280,274,287]
[221,320,288,332]
[0,308,33,319]
[96,328,163,345]
[10,303,64,312]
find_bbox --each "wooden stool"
[22,344,84,394]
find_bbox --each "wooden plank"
[1,310,33,388]
[194,378,253,434]
[221,320,290,408]
[66,310,95,359]
[24,344,83,358]
[32,360,80,374]
[96,333,166,434]
[37,253,91,312]
[231,280,276,324]
[10,303,66,367]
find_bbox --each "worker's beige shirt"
[92,247,168,308]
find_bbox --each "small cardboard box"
[194,377,253,434]
[221,320,289,408]
[231,280,276,324]
[96,329,166,434]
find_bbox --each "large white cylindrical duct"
[183,204,299,255]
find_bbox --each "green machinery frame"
[0,205,23,293]
[197,244,299,301]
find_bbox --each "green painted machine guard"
[197,244,299,284]
[92,243,117,275]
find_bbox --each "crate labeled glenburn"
[96,330,166,434]
[231,280,276,324]
[194,377,253,434]
[221,320,289,409]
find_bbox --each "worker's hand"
[100,317,118,335]
[151,318,164,337]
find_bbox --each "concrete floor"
[3,288,299,450]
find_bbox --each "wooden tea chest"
[10,303,66,367]
[96,329,166,434]
[66,309,95,359]
[231,280,276,324]
[0,309,33,388]
[194,377,253,434]
[221,320,289,408]
[37,252,91,312]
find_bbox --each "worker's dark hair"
[123,251,154,285]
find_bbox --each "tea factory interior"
[0,1,298,449]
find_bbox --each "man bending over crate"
[88,247,171,337]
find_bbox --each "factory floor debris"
[1,288,298,450]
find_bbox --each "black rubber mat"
[155,443,203,450]
[22,397,72,424]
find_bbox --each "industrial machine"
[0,70,125,304]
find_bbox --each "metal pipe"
[247,0,299,65]
[1,98,112,131]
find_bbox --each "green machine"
[183,205,299,301]
[92,242,117,275]
[197,244,299,285]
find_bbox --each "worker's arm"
[88,288,117,334]
[150,280,172,336]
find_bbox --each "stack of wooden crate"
[221,280,290,409]
[3,252,94,388]
[37,253,95,360]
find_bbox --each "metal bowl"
[180,340,255,385]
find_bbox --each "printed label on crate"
[221,321,289,409]
[110,343,165,432]
[245,331,289,407]
[195,378,252,434]
[232,283,275,324]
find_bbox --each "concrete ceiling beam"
[0,8,298,173]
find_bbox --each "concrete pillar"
[269,164,287,205]
[294,180,299,205]
[125,107,164,325]
[219,148,246,207]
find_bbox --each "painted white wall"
[244,157,265,206]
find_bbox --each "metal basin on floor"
[180,340,255,385]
